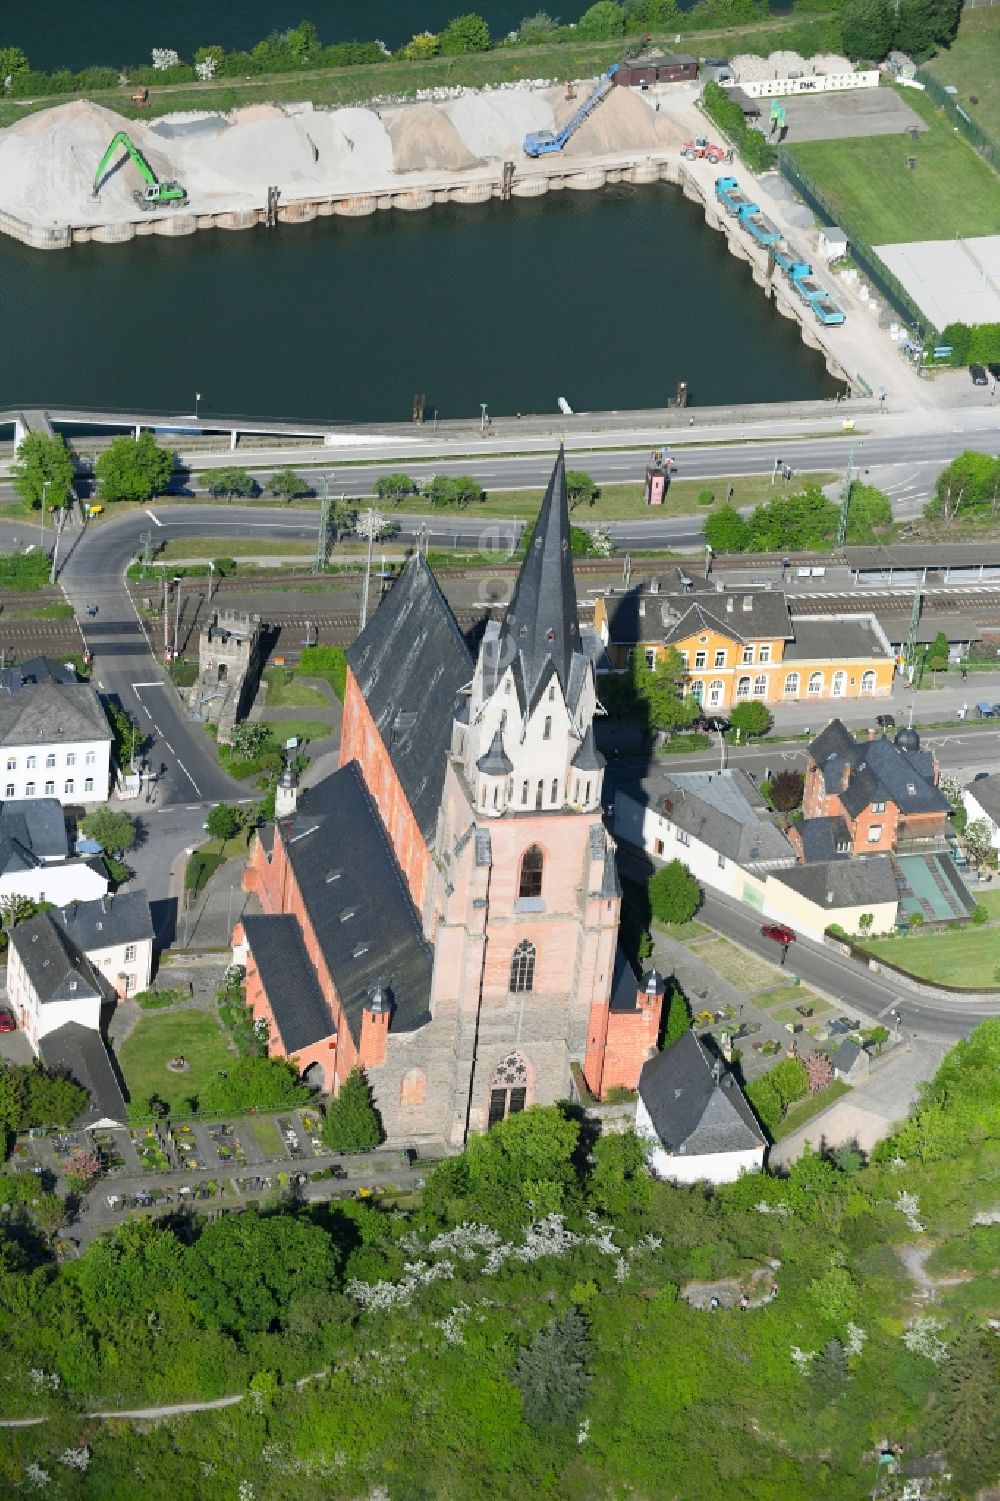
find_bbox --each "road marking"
[145,510,163,527]
[163,740,174,751]
[175,758,201,796]
[131,681,164,689]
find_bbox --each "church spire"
[500,447,581,707]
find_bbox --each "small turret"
[475,727,513,817]
[275,763,299,818]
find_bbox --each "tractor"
[680,136,728,164]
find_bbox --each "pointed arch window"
[489,1052,529,1126]
[519,845,543,898]
[543,716,552,740]
[509,940,536,993]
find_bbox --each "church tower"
[430,449,627,1143]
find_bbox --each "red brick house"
[794,719,950,859]
[236,452,665,1149]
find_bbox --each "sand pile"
[446,89,554,158]
[308,108,395,179]
[811,52,852,74]
[201,116,320,184]
[387,103,480,173]
[564,85,662,156]
[0,98,183,224]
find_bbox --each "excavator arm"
[93,131,159,197]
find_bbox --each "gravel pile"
[445,89,553,158]
[387,103,481,172]
[565,84,665,156]
[732,51,856,81]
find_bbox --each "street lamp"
[207,559,216,603]
[40,479,50,549]
[173,574,183,659]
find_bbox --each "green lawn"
[245,1115,284,1159]
[788,87,1000,243]
[262,666,329,709]
[118,1012,236,1114]
[865,925,1000,989]
[973,888,1000,918]
[257,718,332,743]
[924,7,1000,145]
[687,937,781,995]
[772,1079,852,1142]
[159,537,314,560]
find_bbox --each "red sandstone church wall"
[340,668,430,910]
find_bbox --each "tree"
[511,1307,591,1429]
[648,860,701,925]
[633,647,700,732]
[182,1209,339,1336]
[844,481,893,542]
[423,473,483,508]
[203,466,259,500]
[11,433,76,510]
[746,486,839,552]
[840,0,894,60]
[230,720,270,759]
[211,556,237,577]
[812,1337,849,1402]
[459,1105,579,1226]
[576,1,626,38]
[587,1131,651,1218]
[375,472,417,503]
[20,1066,87,1129]
[803,1049,833,1094]
[769,1057,809,1108]
[268,467,310,502]
[566,470,599,509]
[927,1319,1000,1494]
[95,432,173,503]
[924,630,950,672]
[401,31,441,58]
[199,1055,309,1115]
[663,986,692,1045]
[519,12,559,40]
[205,803,241,840]
[769,769,804,811]
[0,1067,25,1140]
[964,817,997,869]
[0,48,30,87]
[439,13,492,53]
[321,1067,381,1154]
[0,894,44,931]
[745,1075,782,1134]
[926,451,1000,522]
[63,1148,100,1192]
[80,807,137,858]
[704,504,749,554]
[729,701,772,739]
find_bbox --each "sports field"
[787,87,1000,243]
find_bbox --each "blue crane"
[523,64,620,157]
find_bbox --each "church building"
[236,451,664,1148]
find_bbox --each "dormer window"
[548,684,556,700]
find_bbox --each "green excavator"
[92,131,187,210]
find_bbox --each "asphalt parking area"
[779,88,928,142]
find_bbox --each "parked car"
[976,703,995,719]
[875,713,895,730]
[0,1008,15,1033]
[970,363,988,386]
[694,714,730,734]
[761,923,795,947]
[974,771,991,782]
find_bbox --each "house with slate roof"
[798,719,950,856]
[593,580,894,711]
[238,452,666,1148]
[637,1031,766,1185]
[0,659,111,806]
[0,797,108,907]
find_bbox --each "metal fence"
[776,150,938,343]
[917,68,1000,174]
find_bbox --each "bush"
[135,988,188,1010]
[698,489,715,506]
[199,1056,310,1115]
[0,552,50,591]
[770,769,804,811]
[702,81,776,173]
[185,850,224,894]
[969,904,989,926]
[648,860,701,925]
[745,1075,782,1135]
[729,701,773,739]
[298,644,347,701]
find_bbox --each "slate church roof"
[639,1031,766,1156]
[346,555,472,844]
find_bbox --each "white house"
[0,798,109,906]
[0,660,112,807]
[6,913,114,1053]
[50,890,154,999]
[637,1031,767,1185]
[963,775,1000,852]
[614,770,900,941]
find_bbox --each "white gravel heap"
[731,51,854,82]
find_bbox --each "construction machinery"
[714,175,757,217]
[523,64,620,157]
[92,131,187,209]
[738,204,781,247]
[680,136,727,164]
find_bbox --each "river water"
[0,184,837,421]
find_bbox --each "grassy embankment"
[0,14,840,130]
[786,84,1000,244]
[923,5,1000,145]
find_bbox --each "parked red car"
[0,1008,17,1033]
[761,923,795,947]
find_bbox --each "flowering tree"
[803,1049,833,1094]
[64,1149,100,1191]
[151,48,180,70]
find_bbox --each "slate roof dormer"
[571,722,605,773]
[499,447,584,712]
[476,728,513,776]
